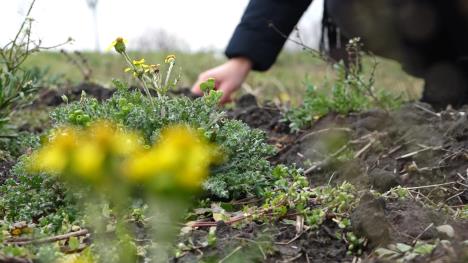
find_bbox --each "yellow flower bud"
[107,37,127,53]
[165,54,176,64]
[10,228,22,236]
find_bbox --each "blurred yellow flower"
[10,228,22,236]
[33,145,68,173]
[107,37,128,53]
[124,125,217,190]
[111,132,142,156]
[53,128,78,149]
[31,128,78,173]
[132,58,146,66]
[31,121,144,181]
[60,254,94,263]
[149,64,160,72]
[165,55,176,64]
[32,120,219,193]
[71,142,105,180]
[91,121,115,147]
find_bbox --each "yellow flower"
[132,58,145,66]
[52,128,78,150]
[111,132,143,156]
[71,142,105,180]
[87,121,141,154]
[107,37,128,53]
[123,125,217,189]
[165,54,176,64]
[32,145,68,173]
[31,128,78,173]
[10,228,22,236]
[125,59,151,78]
[60,254,94,263]
[123,150,159,181]
[147,64,160,73]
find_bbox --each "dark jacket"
[225,0,468,107]
[225,0,312,71]
[226,0,468,73]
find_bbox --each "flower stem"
[164,61,175,89]
[121,51,155,108]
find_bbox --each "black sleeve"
[225,0,312,71]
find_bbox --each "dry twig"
[5,229,89,246]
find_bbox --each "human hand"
[191,57,252,104]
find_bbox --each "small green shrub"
[0,157,79,233]
[51,83,275,199]
[0,0,69,140]
[0,68,38,137]
[284,38,403,132]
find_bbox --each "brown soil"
[10,84,468,262]
[175,95,468,262]
[34,82,115,107]
[0,159,14,185]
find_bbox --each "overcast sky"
[1,0,323,52]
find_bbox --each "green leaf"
[200,78,216,93]
[396,243,412,253]
[68,236,80,250]
[112,79,128,91]
[375,248,397,257]
[413,243,435,255]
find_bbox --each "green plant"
[0,37,278,262]
[283,38,403,132]
[261,165,311,218]
[0,0,70,139]
[345,232,366,255]
[0,68,38,137]
[260,165,360,229]
[375,241,436,262]
[49,38,275,199]
[51,85,274,199]
[0,157,80,233]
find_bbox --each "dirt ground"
[7,85,468,262]
[216,94,468,262]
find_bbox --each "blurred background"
[0,0,422,103]
[1,0,324,51]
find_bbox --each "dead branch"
[396,146,442,160]
[5,229,89,246]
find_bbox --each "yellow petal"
[164,54,176,64]
[72,143,105,179]
[34,146,68,173]
[105,41,117,52]
[132,58,145,65]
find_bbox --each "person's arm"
[192,0,312,103]
[226,0,312,71]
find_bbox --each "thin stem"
[140,78,155,106]
[121,52,133,67]
[121,51,155,108]
[8,0,36,67]
[269,21,389,112]
[151,74,161,96]
[5,229,89,245]
[164,61,174,88]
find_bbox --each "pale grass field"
[24,51,423,105]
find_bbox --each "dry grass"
[24,50,423,104]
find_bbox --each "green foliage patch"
[284,39,403,132]
[51,82,275,199]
